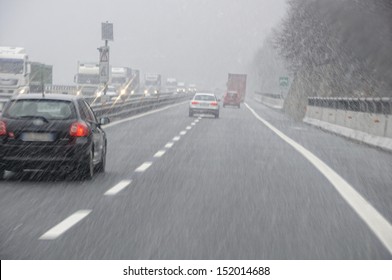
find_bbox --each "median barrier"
[254,92,284,109]
[304,97,392,151]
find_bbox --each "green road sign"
[279,76,289,87]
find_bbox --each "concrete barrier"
[254,92,284,109]
[304,97,392,152]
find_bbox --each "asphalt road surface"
[1,97,391,259]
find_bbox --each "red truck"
[223,73,247,108]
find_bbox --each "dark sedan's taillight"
[69,121,90,137]
[0,120,6,136]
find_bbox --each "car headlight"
[17,87,28,94]
[121,89,126,95]
[144,90,148,94]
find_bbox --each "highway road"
[1,97,392,259]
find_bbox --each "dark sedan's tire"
[95,144,106,173]
[215,112,219,118]
[81,149,94,180]
[0,168,5,180]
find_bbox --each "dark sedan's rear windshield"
[3,99,76,120]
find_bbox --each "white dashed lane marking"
[173,136,181,141]
[104,180,132,196]
[165,142,174,148]
[135,162,153,172]
[186,126,192,130]
[154,150,166,158]
[39,210,91,240]
[180,131,187,135]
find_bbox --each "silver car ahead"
[189,93,219,118]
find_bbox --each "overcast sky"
[0,0,287,89]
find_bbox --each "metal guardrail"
[44,84,77,94]
[308,97,392,115]
[91,92,191,119]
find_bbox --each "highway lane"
[0,98,391,259]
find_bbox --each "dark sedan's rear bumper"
[0,142,90,172]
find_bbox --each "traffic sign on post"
[98,46,109,63]
[102,22,113,41]
[279,76,289,87]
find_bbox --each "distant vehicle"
[74,62,100,97]
[226,73,247,103]
[0,94,110,180]
[105,85,119,101]
[0,47,53,99]
[189,93,219,118]
[111,66,132,97]
[188,84,197,94]
[177,82,187,94]
[223,91,241,108]
[166,78,177,93]
[144,73,161,96]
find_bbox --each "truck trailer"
[227,73,247,102]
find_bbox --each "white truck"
[74,62,100,97]
[144,73,161,96]
[177,82,187,94]
[0,47,31,99]
[111,66,135,98]
[0,47,53,99]
[166,78,177,94]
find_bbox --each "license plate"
[200,103,209,107]
[21,132,54,142]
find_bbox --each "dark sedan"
[0,94,109,180]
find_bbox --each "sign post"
[98,22,113,102]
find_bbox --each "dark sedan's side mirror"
[100,117,110,125]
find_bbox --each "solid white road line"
[165,142,174,148]
[154,150,166,158]
[245,103,392,255]
[180,131,187,135]
[104,180,132,196]
[39,210,91,240]
[135,162,153,172]
[186,126,192,130]
[102,101,188,129]
[173,136,181,141]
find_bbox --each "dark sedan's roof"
[10,93,82,101]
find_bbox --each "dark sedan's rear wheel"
[0,167,5,180]
[81,149,94,180]
[95,144,106,173]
